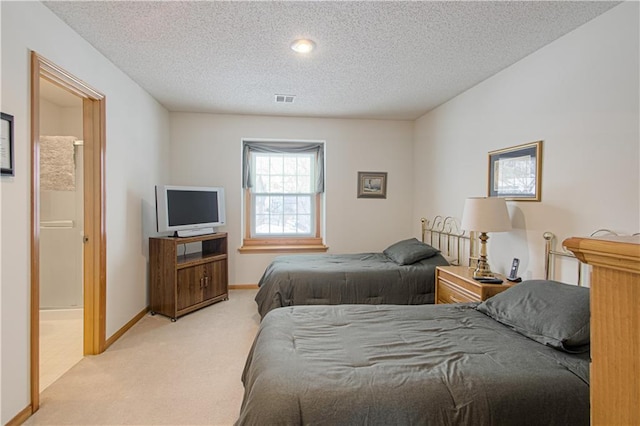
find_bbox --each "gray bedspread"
[237,303,589,426]
[254,252,449,318]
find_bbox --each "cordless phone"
[507,258,521,282]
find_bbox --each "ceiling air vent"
[275,94,295,103]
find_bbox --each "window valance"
[242,141,325,193]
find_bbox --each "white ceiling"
[43,1,620,120]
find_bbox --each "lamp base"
[473,252,495,279]
[473,266,495,279]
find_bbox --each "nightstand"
[435,265,514,304]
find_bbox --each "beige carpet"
[25,289,260,425]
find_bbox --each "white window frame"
[239,139,327,253]
[250,151,316,237]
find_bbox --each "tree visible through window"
[253,152,314,236]
[240,140,327,253]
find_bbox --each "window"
[239,140,327,253]
[253,152,314,236]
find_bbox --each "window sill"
[238,245,329,254]
[238,239,328,254]
[238,245,328,254]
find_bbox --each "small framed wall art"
[488,141,542,201]
[357,171,387,199]
[1,112,14,176]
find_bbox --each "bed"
[237,234,591,425]
[238,280,590,425]
[254,217,470,318]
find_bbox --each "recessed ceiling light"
[290,39,316,54]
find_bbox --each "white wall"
[169,113,415,285]
[40,98,83,137]
[39,98,84,308]
[0,2,170,423]
[413,2,639,281]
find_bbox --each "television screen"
[167,189,219,227]
[156,185,226,237]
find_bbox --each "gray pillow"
[383,238,440,265]
[476,279,590,353]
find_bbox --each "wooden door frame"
[30,51,107,412]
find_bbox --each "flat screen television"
[155,185,226,237]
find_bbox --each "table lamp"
[460,197,512,279]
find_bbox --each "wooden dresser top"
[563,235,640,274]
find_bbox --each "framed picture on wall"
[1,112,14,176]
[488,141,542,201]
[357,171,387,199]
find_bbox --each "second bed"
[254,217,469,318]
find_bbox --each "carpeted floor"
[24,289,261,425]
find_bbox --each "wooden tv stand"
[149,232,228,321]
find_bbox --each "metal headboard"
[543,228,630,285]
[421,216,475,266]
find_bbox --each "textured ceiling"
[43,1,620,120]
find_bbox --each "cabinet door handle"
[204,276,210,288]
[199,277,204,289]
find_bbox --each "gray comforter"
[237,304,589,426]
[254,252,449,318]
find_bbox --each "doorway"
[30,52,107,413]
[38,78,84,392]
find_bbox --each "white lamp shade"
[460,197,512,232]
